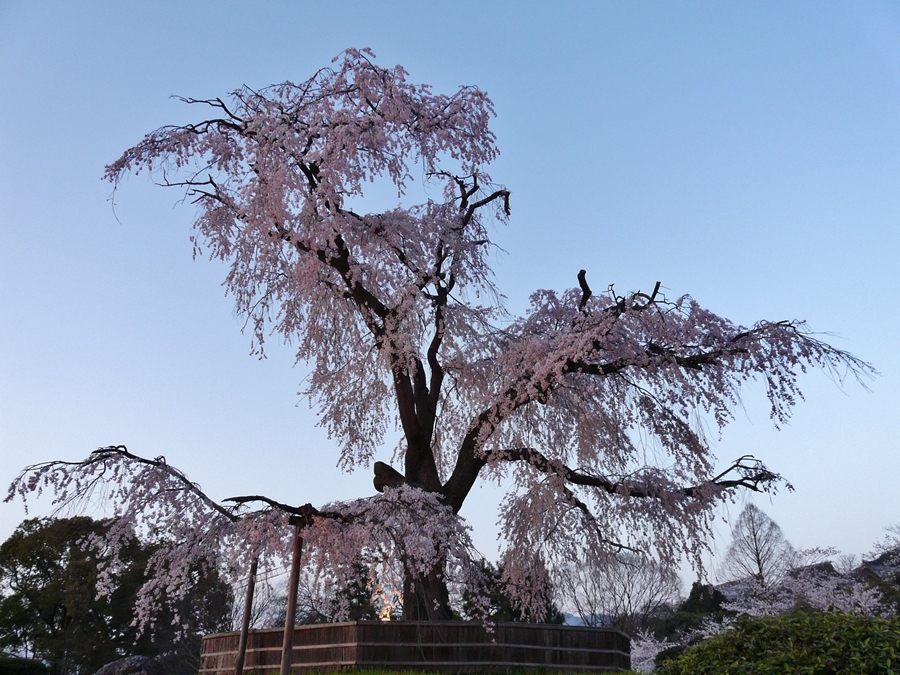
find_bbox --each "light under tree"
[7,49,873,623]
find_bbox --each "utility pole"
[234,557,258,675]
[280,518,304,675]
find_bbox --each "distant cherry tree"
[7,49,873,622]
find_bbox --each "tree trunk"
[402,564,453,621]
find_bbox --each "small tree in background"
[862,525,900,614]
[715,504,870,617]
[719,504,795,587]
[557,553,680,634]
[8,49,873,626]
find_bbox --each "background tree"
[557,552,680,634]
[870,524,900,568]
[719,503,835,588]
[461,561,564,624]
[649,581,729,640]
[0,518,231,675]
[851,524,900,616]
[634,582,731,670]
[0,655,49,675]
[719,504,795,587]
[8,49,873,624]
[0,518,137,675]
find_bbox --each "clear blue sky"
[1,1,898,580]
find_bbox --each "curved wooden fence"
[200,621,631,673]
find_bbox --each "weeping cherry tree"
[7,49,873,623]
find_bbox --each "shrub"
[657,610,900,674]
[0,656,49,675]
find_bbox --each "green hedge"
[657,610,900,674]
[0,656,49,675]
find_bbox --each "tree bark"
[373,462,454,620]
[402,563,453,621]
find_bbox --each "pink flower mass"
[6,49,873,625]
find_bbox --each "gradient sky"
[1,1,898,583]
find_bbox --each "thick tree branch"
[460,188,510,229]
[372,461,406,492]
[577,269,591,311]
[489,446,782,499]
[222,496,346,524]
[426,302,446,410]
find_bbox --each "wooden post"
[234,557,258,675]
[280,521,303,675]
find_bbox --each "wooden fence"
[199,621,631,673]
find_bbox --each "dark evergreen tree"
[0,518,231,675]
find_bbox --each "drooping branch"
[557,486,643,555]
[444,289,872,519]
[11,445,242,523]
[6,445,361,529]
[8,441,494,626]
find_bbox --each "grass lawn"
[276,670,641,675]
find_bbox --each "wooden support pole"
[234,557,258,675]
[280,522,303,675]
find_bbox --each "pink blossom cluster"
[722,568,889,618]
